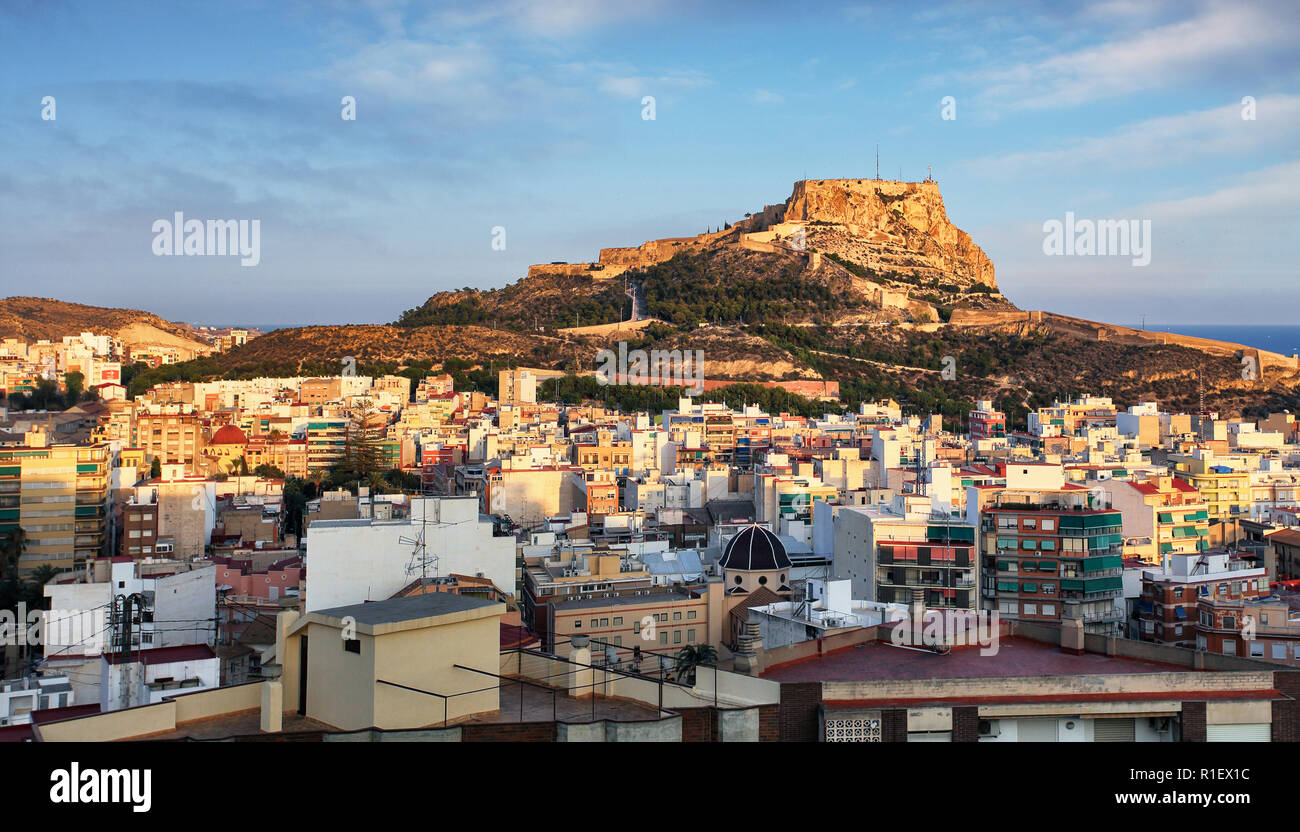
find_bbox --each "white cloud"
[970,94,1300,173]
[973,1,1300,109]
[753,89,784,105]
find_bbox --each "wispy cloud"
[968,94,1300,173]
[969,0,1300,110]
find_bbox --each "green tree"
[1,527,27,583]
[64,371,85,404]
[150,456,162,478]
[673,643,718,685]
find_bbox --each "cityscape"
[1,0,1296,802]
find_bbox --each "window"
[673,612,682,621]
[1023,603,1038,615]
[1249,642,1265,658]
[613,616,623,626]
[1041,519,1055,532]
[344,639,361,654]
[673,630,682,645]
[574,620,582,629]
[1272,644,1286,660]
[1023,518,1036,529]
[1223,639,1236,656]
[658,632,668,645]
[631,621,638,634]
[687,610,697,619]
[590,619,598,628]
[998,600,1017,614]
[613,636,622,646]
[687,629,696,642]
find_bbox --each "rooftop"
[310,592,501,627]
[761,636,1204,683]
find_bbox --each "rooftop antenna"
[876,143,879,180]
[399,491,440,583]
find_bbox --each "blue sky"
[2,0,1297,326]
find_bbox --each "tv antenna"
[399,494,440,581]
[875,143,879,180]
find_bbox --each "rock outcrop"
[525,179,997,294]
[771,179,995,289]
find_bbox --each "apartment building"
[968,399,1006,442]
[1137,552,1268,647]
[977,473,1125,633]
[0,439,108,572]
[305,418,347,471]
[549,590,710,654]
[1109,475,1210,566]
[834,493,977,610]
[1196,592,1300,666]
[136,411,204,470]
[1168,449,1252,520]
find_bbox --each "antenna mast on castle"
[876,143,879,180]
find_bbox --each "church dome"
[719,524,791,571]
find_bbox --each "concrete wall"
[304,497,515,611]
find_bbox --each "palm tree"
[674,643,718,685]
[2,527,27,583]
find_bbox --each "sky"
[1,0,1298,327]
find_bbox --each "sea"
[1142,325,1300,357]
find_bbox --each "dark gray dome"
[720,525,791,571]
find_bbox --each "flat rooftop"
[312,592,499,625]
[761,636,1203,683]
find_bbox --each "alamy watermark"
[890,609,1001,656]
[1042,212,1151,267]
[1,604,109,649]
[595,341,704,395]
[152,212,261,267]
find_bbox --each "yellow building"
[1110,475,1210,565]
[0,439,109,572]
[282,593,505,730]
[1167,453,1251,521]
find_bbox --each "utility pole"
[117,593,136,711]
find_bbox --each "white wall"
[305,496,515,611]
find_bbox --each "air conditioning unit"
[977,719,1000,738]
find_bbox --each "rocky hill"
[0,296,211,357]
[24,178,1300,424]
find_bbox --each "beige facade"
[284,594,505,730]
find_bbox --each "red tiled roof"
[103,644,216,666]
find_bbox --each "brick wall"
[758,704,780,742]
[1272,670,1300,742]
[1181,701,1206,742]
[881,708,908,742]
[778,682,822,742]
[951,706,979,742]
[678,707,714,742]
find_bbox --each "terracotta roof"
[103,644,217,666]
[210,424,248,445]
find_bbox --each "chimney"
[568,635,593,698]
[1061,616,1086,655]
[732,621,765,676]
